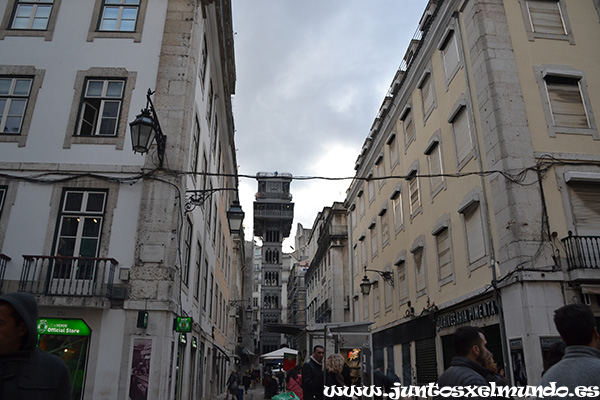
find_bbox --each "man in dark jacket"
[0,292,71,399]
[436,326,491,400]
[302,345,325,400]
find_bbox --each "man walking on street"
[0,292,71,399]
[436,326,491,400]
[302,345,325,400]
[537,304,600,399]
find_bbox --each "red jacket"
[287,375,303,400]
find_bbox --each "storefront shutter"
[415,337,438,384]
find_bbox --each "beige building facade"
[346,0,600,386]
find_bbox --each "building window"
[359,236,367,267]
[395,258,408,304]
[400,106,415,149]
[412,246,427,298]
[194,241,202,299]
[376,156,385,188]
[190,116,201,177]
[438,28,460,84]
[54,190,106,270]
[538,69,597,138]
[0,76,32,134]
[369,222,378,259]
[372,282,380,317]
[521,0,574,43]
[380,209,390,249]
[387,133,399,170]
[425,135,445,198]
[200,34,208,86]
[98,0,140,32]
[367,173,375,203]
[65,68,136,149]
[418,71,436,122]
[407,170,421,219]
[460,201,486,266]
[183,217,192,286]
[392,192,404,233]
[567,180,600,236]
[0,186,6,222]
[1,0,61,40]
[76,79,124,137]
[434,226,453,285]
[10,0,54,30]
[352,244,358,276]
[448,103,474,169]
[358,189,365,217]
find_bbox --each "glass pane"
[86,81,104,97]
[60,217,79,236]
[102,101,119,117]
[99,118,116,136]
[100,19,117,31]
[56,237,76,257]
[35,5,52,18]
[14,79,32,95]
[12,17,30,29]
[79,238,98,257]
[4,116,23,133]
[0,99,6,119]
[15,5,34,17]
[106,0,122,3]
[0,79,11,94]
[86,193,106,212]
[102,7,119,19]
[64,192,83,211]
[82,218,101,238]
[8,99,26,115]
[106,81,123,97]
[119,19,135,31]
[31,17,49,30]
[125,0,141,4]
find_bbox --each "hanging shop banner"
[437,299,498,329]
[37,318,91,336]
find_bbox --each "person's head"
[286,367,298,382]
[312,345,325,363]
[453,326,489,365]
[0,292,39,355]
[325,353,345,374]
[553,304,599,347]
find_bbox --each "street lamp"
[359,266,394,296]
[229,300,252,319]
[129,89,166,168]
[227,199,245,234]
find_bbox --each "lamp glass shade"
[227,200,245,233]
[360,276,371,296]
[245,306,252,319]
[129,109,156,154]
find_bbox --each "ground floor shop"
[372,279,600,388]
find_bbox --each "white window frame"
[76,79,125,137]
[387,132,399,171]
[379,206,390,249]
[458,193,487,271]
[0,0,61,40]
[418,69,436,123]
[395,252,408,305]
[400,105,415,150]
[369,221,378,260]
[410,238,427,298]
[424,132,446,199]
[438,27,461,85]
[391,185,404,234]
[407,163,422,220]
[432,215,455,287]
[87,0,147,42]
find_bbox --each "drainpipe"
[453,11,513,386]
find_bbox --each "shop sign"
[437,300,498,329]
[37,318,91,336]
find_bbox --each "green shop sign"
[37,318,91,336]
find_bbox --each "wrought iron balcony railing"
[0,253,11,293]
[561,235,600,270]
[19,255,118,297]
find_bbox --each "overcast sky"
[231,1,429,248]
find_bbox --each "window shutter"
[414,248,426,292]
[442,33,460,78]
[527,0,566,35]
[397,262,407,302]
[428,145,443,189]
[421,75,434,114]
[453,108,472,163]
[569,182,600,236]
[464,204,485,263]
[436,228,452,279]
[546,76,589,128]
[405,112,415,143]
[409,176,420,214]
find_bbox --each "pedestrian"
[483,352,507,385]
[263,372,278,399]
[0,292,71,400]
[286,367,303,400]
[435,326,492,400]
[373,364,389,399]
[226,369,240,400]
[302,345,325,400]
[324,353,351,400]
[242,370,251,393]
[276,368,285,392]
[537,304,600,399]
[385,367,401,392]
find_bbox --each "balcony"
[18,255,118,297]
[561,235,600,270]
[0,253,11,292]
